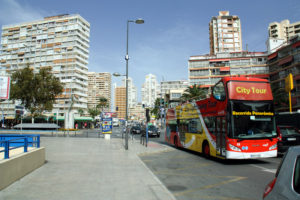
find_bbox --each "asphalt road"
[129,126,281,200]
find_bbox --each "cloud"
[0,0,49,25]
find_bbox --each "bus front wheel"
[203,142,210,158]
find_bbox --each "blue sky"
[0,0,300,101]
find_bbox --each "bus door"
[216,116,226,157]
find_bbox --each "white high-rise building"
[209,11,242,55]
[267,19,300,53]
[122,77,137,109]
[0,14,90,128]
[141,74,159,108]
[268,19,300,41]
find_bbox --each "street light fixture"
[124,18,144,150]
[112,72,122,77]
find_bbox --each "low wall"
[0,147,45,190]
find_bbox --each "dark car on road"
[147,125,160,137]
[263,145,300,199]
[277,125,300,153]
[130,125,142,134]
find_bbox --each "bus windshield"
[230,101,277,139]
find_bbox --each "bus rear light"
[263,178,276,199]
[269,144,277,150]
[229,144,241,152]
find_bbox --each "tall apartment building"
[141,74,159,108]
[268,34,300,111]
[268,19,300,41]
[209,11,242,55]
[114,86,126,119]
[188,51,268,87]
[0,14,90,125]
[122,77,137,108]
[87,72,111,111]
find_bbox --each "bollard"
[37,135,40,148]
[24,137,28,152]
[4,141,9,159]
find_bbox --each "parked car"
[277,125,300,153]
[147,125,160,137]
[130,125,142,134]
[263,145,300,199]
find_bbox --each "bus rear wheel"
[203,142,210,158]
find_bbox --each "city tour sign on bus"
[0,77,10,100]
[228,81,273,101]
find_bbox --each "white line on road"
[251,164,277,173]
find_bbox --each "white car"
[263,145,300,199]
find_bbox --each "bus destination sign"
[228,81,273,101]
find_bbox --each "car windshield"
[230,101,277,139]
[148,126,157,131]
[280,127,299,136]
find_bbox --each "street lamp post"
[124,18,144,150]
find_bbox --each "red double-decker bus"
[165,77,277,159]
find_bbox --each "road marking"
[250,164,276,173]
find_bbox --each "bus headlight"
[229,144,241,152]
[269,144,277,150]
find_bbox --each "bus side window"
[213,81,225,101]
[204,116,216,136]
[178,119,188,133]
[188,118,202,134]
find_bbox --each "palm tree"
[78,108,84,116]
[180,85,208,102]
[97,97,108,113]
[151,98,162,120]
[88,108,100,120]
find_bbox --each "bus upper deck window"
[213,81,226,101]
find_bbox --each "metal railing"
[0,134,40,159]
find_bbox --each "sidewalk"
[0,136,176,200]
